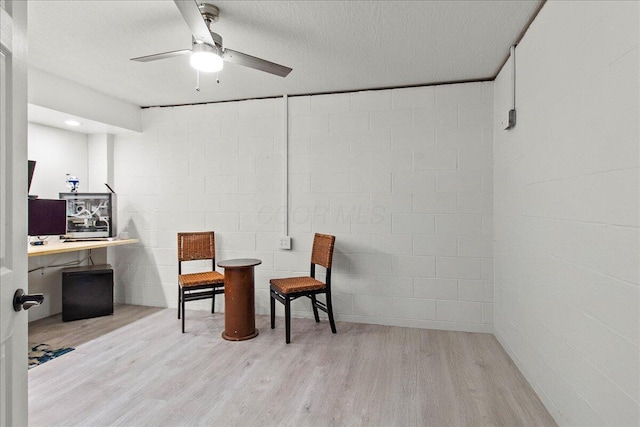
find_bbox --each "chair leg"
[285,296,291,344]
[270,290,275,329]
[326,292,337,334]
[181,290,186,333]
[311,295,320,322]
[177,286,181,319]
[212,292,215,314]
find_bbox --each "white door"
[0,0,28,426]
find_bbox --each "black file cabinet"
[61,264,114,321]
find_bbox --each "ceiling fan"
[131,0,292,78]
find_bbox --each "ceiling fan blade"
[130,49,192,62]
[174,0,214,45]
[223,49,292,77]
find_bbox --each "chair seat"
[179,271,224,288]
[270,276,325,294]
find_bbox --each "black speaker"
[62,264,114,322]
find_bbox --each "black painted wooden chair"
[270,233,336,343]
[177,231,224,333]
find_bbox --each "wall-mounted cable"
[279,94,291,250]
[502,44,517,130]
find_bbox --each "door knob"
[13,289,44,312]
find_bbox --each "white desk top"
[28,239,139,257]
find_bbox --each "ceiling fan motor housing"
[197,3,222,48]
[199,3,219,25]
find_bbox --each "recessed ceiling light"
[64,120,81,127]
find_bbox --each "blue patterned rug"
[28,343,74,369]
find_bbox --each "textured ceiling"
[28,0,543,108]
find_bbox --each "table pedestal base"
[222,329,259,341]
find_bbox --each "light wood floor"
[28,306,557,427]
[29,304,164,349]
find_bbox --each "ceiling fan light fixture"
[190,43,223,73]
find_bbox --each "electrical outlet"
[278,236,291,250]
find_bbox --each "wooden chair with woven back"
[270,233,336,343]
[177,231,224,333]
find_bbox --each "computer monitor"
[28,199,67,236]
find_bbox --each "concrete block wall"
[493,1,639,425]
[113,81,494,332]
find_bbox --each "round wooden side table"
[217,258,262,341]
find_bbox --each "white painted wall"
[493,2,639,426]
[28,123,88,198]
[113,81,494,332]
[87,133,114,193]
